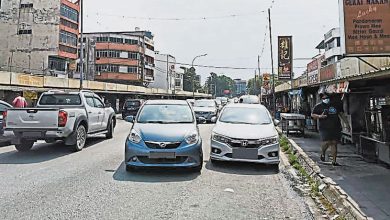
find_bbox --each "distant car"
[0,100,12,139]
[238,95,260,104]
[124,100,203,172]
[122,99,144,119]
[210,104,280,170]
[193,99,219,123]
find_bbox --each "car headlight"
[185,130,199,144]
[260,136,279,146]
[212,133,230,143]
[127,129,142,144]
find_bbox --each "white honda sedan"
[210,104,280,169]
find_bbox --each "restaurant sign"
[278,36,293,80]
[341,0,390,55]
[320,63,337,82]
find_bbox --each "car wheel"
[74,124,87,151]
[15,141,34,152]
[106,119,114,139]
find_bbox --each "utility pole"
[166,55,169,93]
[79,0,84,90]
[268,8,276,114]
[253,70,256,95]
[258,55,262,103]
[191,53,208,98]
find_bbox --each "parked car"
[210,104,280,170]
[3,90,116,152]
[122,99,144,119]
[238,95,260,104]
[0,100,12,140]
[193,99,219,123]
[216,97,229,106]
[124,100,203,172]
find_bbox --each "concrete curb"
[277,127,371,220]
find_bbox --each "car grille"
[138,156,187,164]
[145,141,181,149]
[226,138,271,149]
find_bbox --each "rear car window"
[126,101,141,107]
[39,94,82,105]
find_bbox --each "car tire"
[106,119,114,139]
[15,141,34,152]
[73,124,87,152]
[210,158,219,165]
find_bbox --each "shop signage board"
[13,73,44,87]
[262,73,271,90]
[278,36,293,80]
[307,58,321,85]
[321,81,350,94]
[320,63,337,82]
[340,0,390,55]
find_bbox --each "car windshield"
[194,100,215,107]
[219,107,271,125]
[138,104,193,123]
[39,94,82,105]
[126,101,141,107]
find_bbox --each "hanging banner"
[278,36,293,80]
[341,1,390,55]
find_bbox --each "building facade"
[149,52,183,92]
[316,28,342,66]
[0,0,80,77]
[83,30,155,85]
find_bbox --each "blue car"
[124,100,203,172]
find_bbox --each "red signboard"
[320,64,337,82]
[223,90,230,95]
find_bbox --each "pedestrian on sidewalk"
[311,92,349,166]
[12,92,28,108]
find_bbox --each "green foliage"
[204,72,236,97]
[183,67,202,92]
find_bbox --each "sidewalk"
[289,131,390,220]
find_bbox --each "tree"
[247,75,262,95]
[204,73,236,97]
[182,67,201,93]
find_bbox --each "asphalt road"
[0,120,313,220]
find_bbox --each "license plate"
[232,148,258,160]
[149,152,176,159]
[23,131,42,137]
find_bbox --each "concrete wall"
[340,57,390,78]
[0,0,61,74]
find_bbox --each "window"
[39,94,82,106]
[85,96,95,107]
[96,64,120,73]
[125,39,138,45]
[60,4,78,22]
[138,104,194,123]
[219,107,271,125]
[93,97,104,108]
[109,37,123,43]
[0,103,11,112]
[49,56,66,71]
[60,30,77,46]
[20,3,33,8]
[60,18,78,30]
[128,66,138,73]
[96,37,109,42]
[128,52,139,59]
[146,44,154,50]
[96,50,121,58]
[18,29,32,35]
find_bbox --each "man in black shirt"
[311,93,349,166]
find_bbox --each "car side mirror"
[198,117,206,124]
[274,119,280,126]
[211,116,217,123]
[125,115,134,123]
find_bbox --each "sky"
[84,0,340,82]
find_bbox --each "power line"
[95,10,267,22]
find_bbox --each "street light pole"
[191,53,208,98]
[79,0,84,90]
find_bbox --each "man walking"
[311,92,348,166]
[12,92,28,108]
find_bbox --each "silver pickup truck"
[3,90,116,152]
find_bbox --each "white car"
[210,104,280,169]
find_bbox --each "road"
[0,120,313,220]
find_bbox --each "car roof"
[0,100,12,107]
[145,100,189,105]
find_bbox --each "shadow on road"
[112,162,200,183]
[204,160,279,176]
[0,137,106,164]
